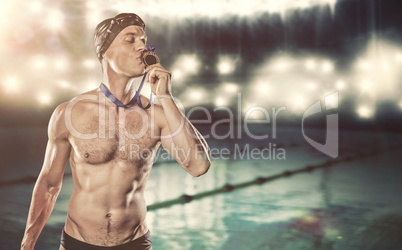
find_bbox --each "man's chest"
[67,108,161,165]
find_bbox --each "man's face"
[103,25,148,77]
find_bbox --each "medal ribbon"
[99,72,152,109]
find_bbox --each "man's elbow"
[36,175,63,197]
[188,160,211,177]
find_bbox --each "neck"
[101,65,143,105]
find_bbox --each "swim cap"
[94,13,146,61]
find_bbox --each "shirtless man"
[21,13,210,250]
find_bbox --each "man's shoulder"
[56,89,101,113]
[48,89,100,139]
[48,101,70,141]
[69,89,101,107]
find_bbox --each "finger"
[145,66,172,79]
[149,68,171,75]
[148,68,157,84]
[145,63,165,73]
[148,69,164,85]
[148,68,171,83]
[146,67,171,77]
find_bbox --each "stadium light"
[306,82,316,90]
[83,59,97,69]
[305,59,316,70]
[336,80,345,90]
[357,105,373,118]
[214,96,228,107]
[31,1,43,12]
[47,9,64,32]
[396,54,402,63]
[222,82,239,94]
[37,91,52,105]
[4,77,20,93]
[33,56,46,69]
[217,59,235,75]
[322,61,334,73]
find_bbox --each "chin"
[126,66,145,78]
[135,64,146,74]
[129,71,145,79]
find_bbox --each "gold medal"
[141,50,160,67]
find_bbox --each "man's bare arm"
[21,103,70,250]
[145,63,210,176]
[158,96,211,177]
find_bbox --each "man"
[21,13,211,250]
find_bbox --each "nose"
[137,44,145,52]
[136,39,146,52]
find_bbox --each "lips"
[134,57,141,64]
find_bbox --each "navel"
[142,152,149,158]
[106,212,112,218]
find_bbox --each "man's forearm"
[159,95,210,175]
[21,180,61,249]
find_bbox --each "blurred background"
[1,0,402,249]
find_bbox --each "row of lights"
[2,74,401,119]
[356,54,402,70]
[270,57,335,74]
[29,57,98,71]
[1,72,401,119]
[2,76,53,105]
[2,0,340,42]
[13,54,238,78]
[91,0,338,18]
[2,47,401,121]
[171,55,238,82]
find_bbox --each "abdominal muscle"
[63,160,150,247]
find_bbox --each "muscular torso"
[64,90,161,246]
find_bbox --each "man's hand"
[145,63,172,97]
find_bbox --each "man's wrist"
[157,93,173,100]
[21,242,34,250]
